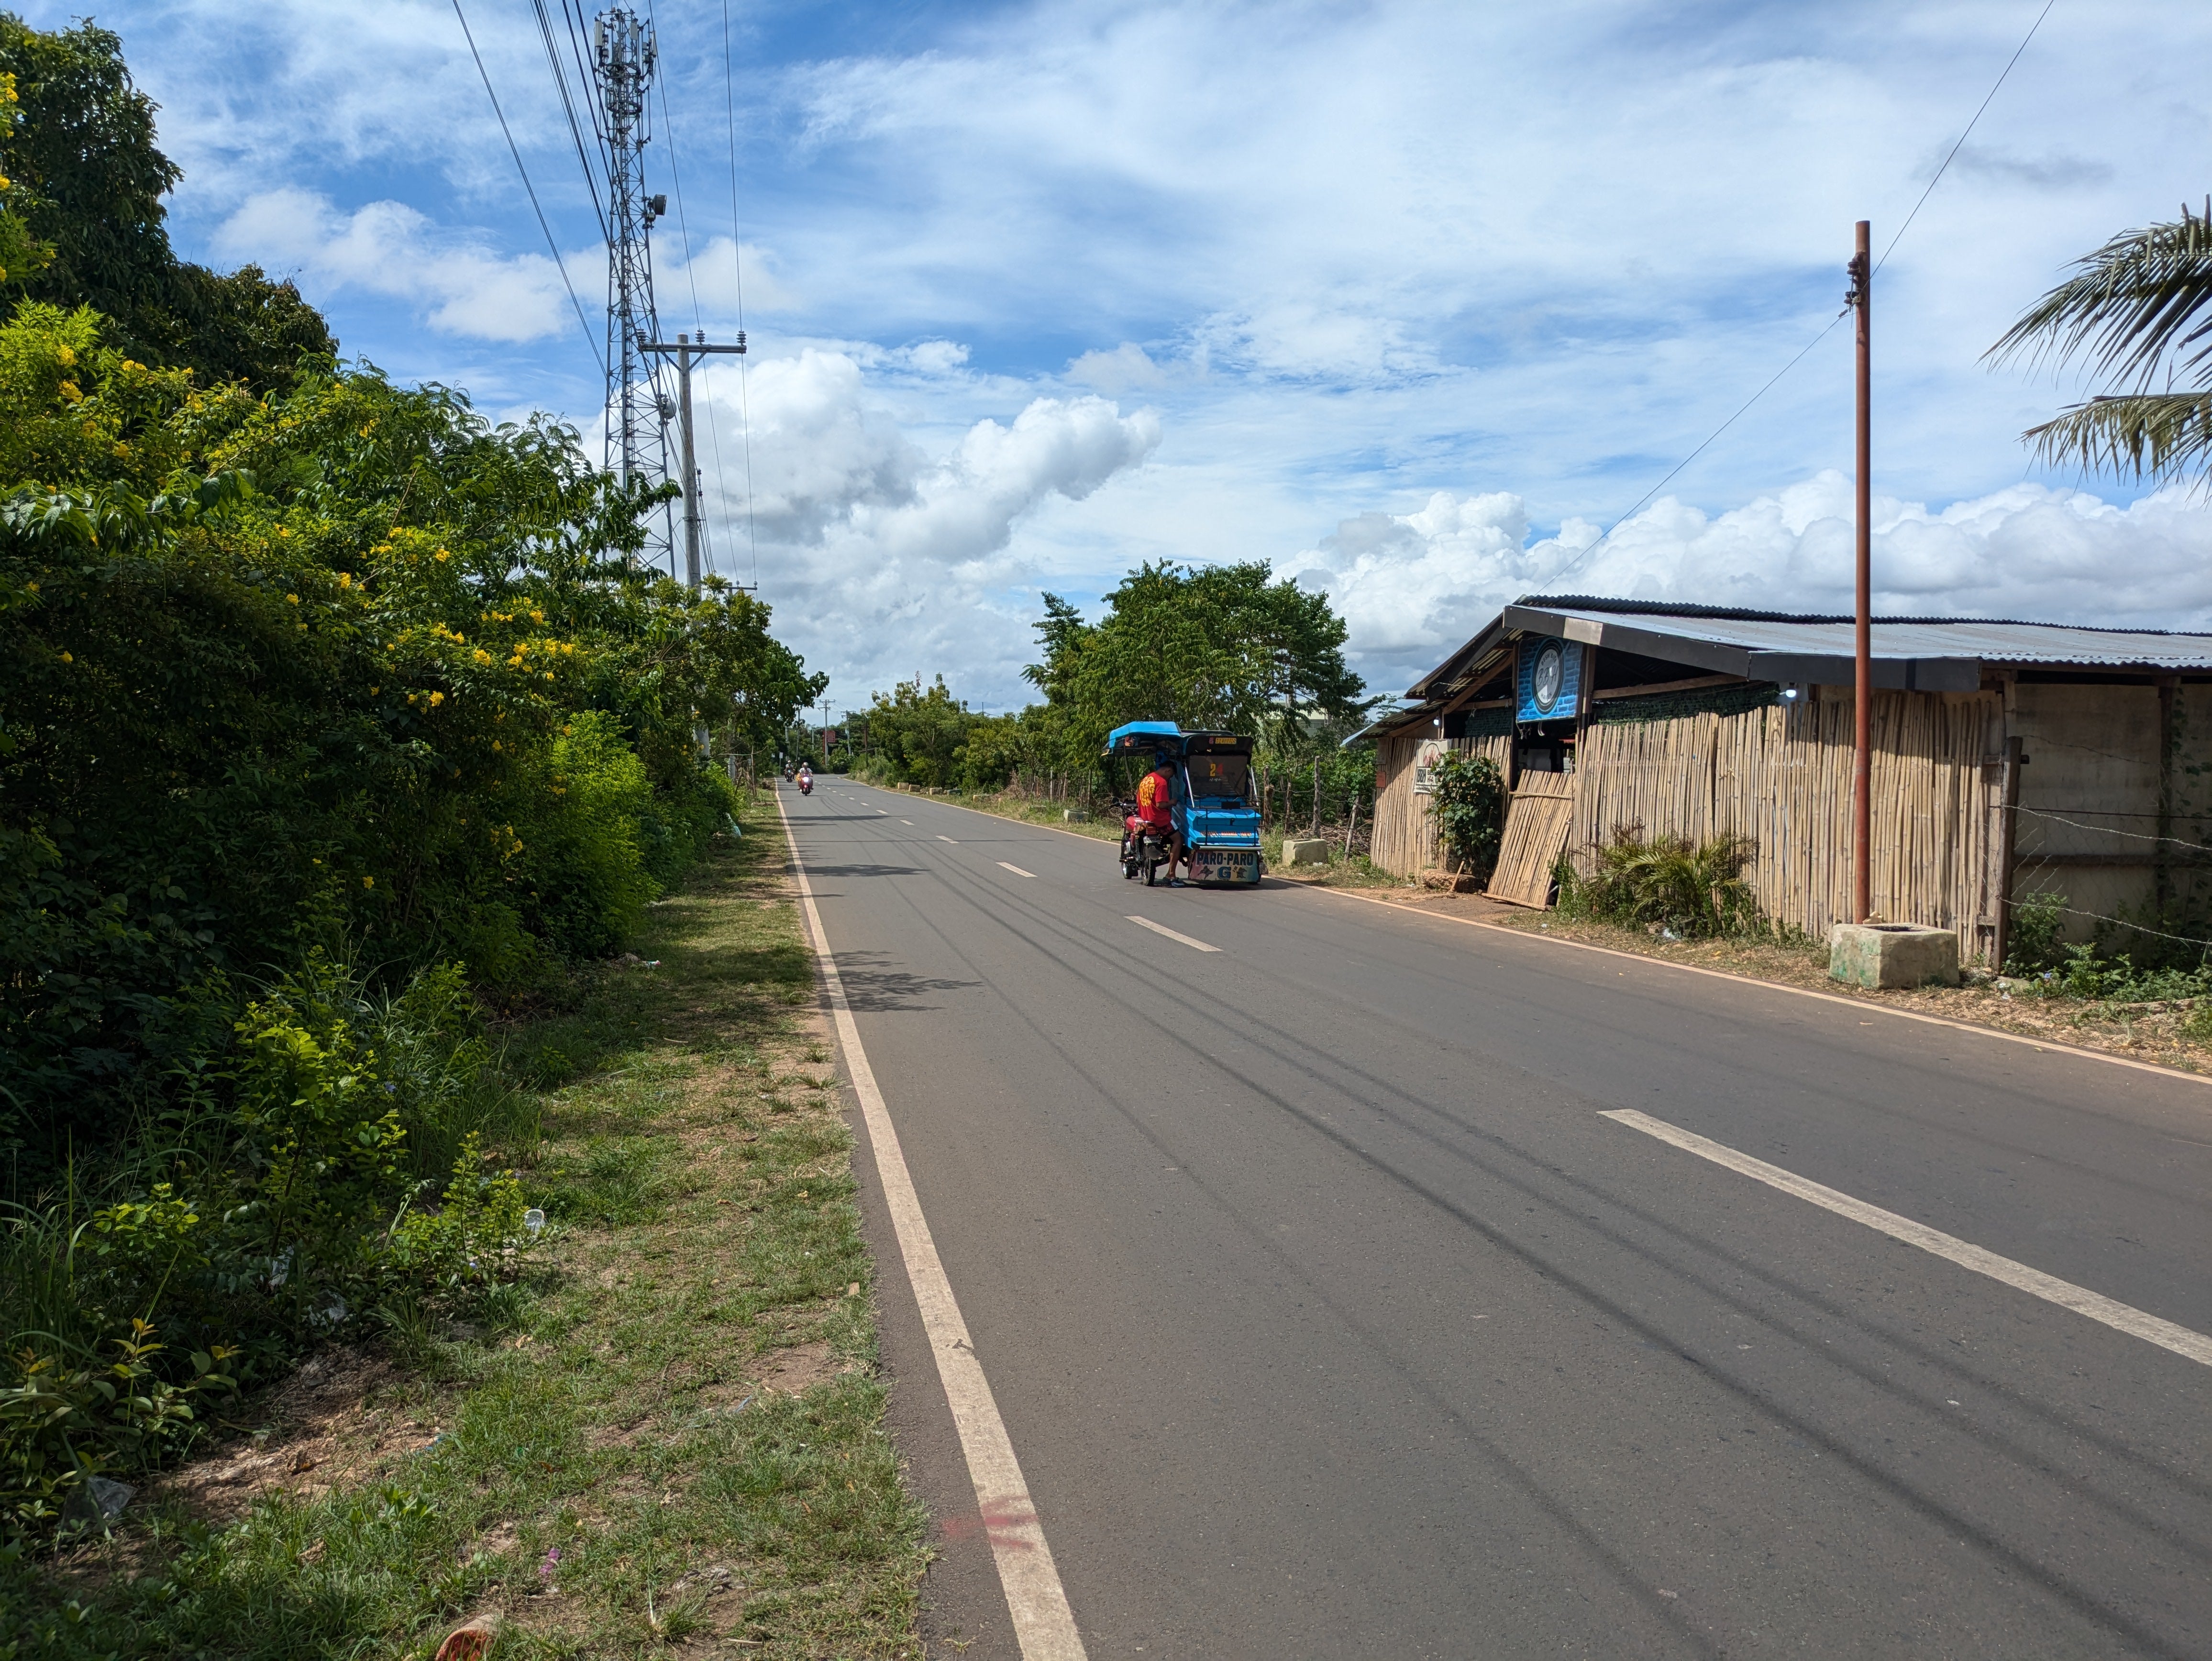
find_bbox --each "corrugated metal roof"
[1532,602,2212,670]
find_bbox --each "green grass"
[8,819,928,1660]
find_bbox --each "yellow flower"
[428,690,445,706]
[278,527,290,538]
[363,875,375,889]
[369,686,379,695]
[57,380,80,403]
[24,582,36,593]
[59,651,72,663]
[473,649,491,665]
[435,549,451,563]
[55,345,74,368]
[492,740,502,752]
[337,573,353,588]
[286,594,300,605]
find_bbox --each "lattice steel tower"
[593,8,673,567]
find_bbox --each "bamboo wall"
[1571,689,2002,952]
[1371,689,2004,956]
[1370,729,1513,876]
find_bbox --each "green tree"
[865,676,984,787]
[1025,562,1364,770]
[0,16,336,392]
[1989,197,2212,486]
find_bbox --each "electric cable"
[531,0,608,245]
[452,0,606,377]
[722,0,762,590]
[1544,0,2060,591]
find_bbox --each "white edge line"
[777,793,1089,1659]
[1602,1107,2212,1368]
[1126,914,1221,953]
[997,862,1037,878]
[1292,882,2212,1094]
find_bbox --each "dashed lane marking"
[1127,915,1221,953]
[938,835,959,843]
[1604,1107,2212,1368]
[997,862,1036,878]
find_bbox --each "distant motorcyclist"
[796,762,814,796]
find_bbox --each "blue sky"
[30,0,2212,713]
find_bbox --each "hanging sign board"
[1516,637,1586,723]
[1412,739,1445,795]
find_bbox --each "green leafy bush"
[1428,752,1505,877]
[0,1321,235,1543]
[1559,828,1760,938]
[2004,890,2067,974]
[386,1133,535,1307]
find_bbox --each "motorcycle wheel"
[1143,859,1157,886]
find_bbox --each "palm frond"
[1987,199,2212,388]
[2021,391,2212,487]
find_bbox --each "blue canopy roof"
[1103,721,1183,756]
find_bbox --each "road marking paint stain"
[1127,915,1221,953]
[780,793,1088,1660]
[998,862,1037,878]
[1603,1107,2212,1369]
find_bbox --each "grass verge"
[8,814,929,1660]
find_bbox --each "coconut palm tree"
[1989,199,2212,486]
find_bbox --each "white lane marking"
[876,809,889,815]
[901,819,916,825]
[1603,1108,2212,1369]
[779,793,1088,1659]
[1127,915,1221,953]
[997,862,1036,878]
[938,835,959,843]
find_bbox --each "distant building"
[1363,597,2212,964]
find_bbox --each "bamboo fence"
[1489,772,1574,907]
[1372,690,2002,952]
[1571,690,2000,949]
[1371,731,1513,875]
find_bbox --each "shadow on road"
[830,951,981,1013]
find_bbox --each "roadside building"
[1363,598,2212,965]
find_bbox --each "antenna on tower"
[593,8,675,572]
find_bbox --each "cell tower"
[592,8,673,567]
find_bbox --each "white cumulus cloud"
[1289,473,2212,695]
[211,188,587,344]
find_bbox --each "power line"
[1876,0,2059,276]
[650,46,721,577]
[1545,0,2059,591]
[452,0,605,378]
[531,0,608,245]
[722,0,762,590]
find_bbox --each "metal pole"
[678,332,700,588]
[1851,219,1872,924]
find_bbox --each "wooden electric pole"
[1848,221,1872,924]
[640,331,748,589]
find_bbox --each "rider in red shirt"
[1128,754,1184,883]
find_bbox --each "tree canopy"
[0,15,336,392]
[1025,560,1365,760]
[1989,198,2212,487]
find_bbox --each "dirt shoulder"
[38,816,929,1660]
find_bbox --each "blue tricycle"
[1102,722,1264,887]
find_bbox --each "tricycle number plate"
[1190,849,1259,885]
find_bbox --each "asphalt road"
[782,778,2212,1660]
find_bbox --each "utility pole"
[593,8,674,572]
[1847,220,1872,923]
[640,331,748,587]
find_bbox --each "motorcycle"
[797,772,814,796]
[1116,801,1172,886]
